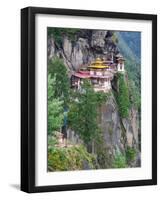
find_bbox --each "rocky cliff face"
[48,30,119,71]
[98,93,140,168]
[48,30,140,168]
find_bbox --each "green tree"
[68,80,107,144]
[128,79,141,110]
[125,146,137,164]
[48,74,64,135]
[48,27,80,45]
[113,150,127,168]
[48,57,70,107]
[116,74,130,118]
[48,145,97,171]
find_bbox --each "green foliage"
[112,150,127,168]
[48,134,59,149]
[48,74,64,135]
[116,74,130,118]
[125,59,141,90]
[126,146,137,164]
[128,79,141,109]
[48,57,70,107]
[95,91,110,106]
[94,133,113,168]
[48,27,80,45]
[115,31,141,109]
[48,145,97,171]
[68,80,107,144]
[112,147,137,168]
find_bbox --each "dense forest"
[47,28,141,171]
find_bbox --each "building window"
[91,79,98,84]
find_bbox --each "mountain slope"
[116,31,141,61]
[115,31,141,90]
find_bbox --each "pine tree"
[68,80,107,144]
[48,57,70,107]
[116,74,130,118]
[48,74,64,135]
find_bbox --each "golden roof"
[88,58,110,69]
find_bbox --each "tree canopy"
[48,57,70,107]
[116,74,130,118]
[68,80,107,144]
[48,74,64,135]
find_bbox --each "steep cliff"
[47,29,141,168]
[96,87,140,168]
[48,30,119,71]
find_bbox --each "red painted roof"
[72,71,113,79]
[73,72,90,78]
[79,70,90,75]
